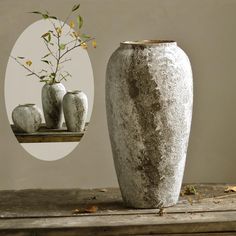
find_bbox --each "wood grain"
[0,184,235,235]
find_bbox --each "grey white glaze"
[12,104,43,133]
[106,40,193,208]
[63,90,88,132]
[42,83,66,129]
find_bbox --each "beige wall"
[0,0,235,190]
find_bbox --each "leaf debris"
[224,186,236,193]
[72,205,98,215]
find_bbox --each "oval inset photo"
[5,17,94,161]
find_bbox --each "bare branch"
[60,37,94,60]
[10,56,42,80]
[59,58,71,64]
[43,41,57,61]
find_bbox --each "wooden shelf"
[11,123,88,143]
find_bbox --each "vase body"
[106,40,193,208]
[63,90,88,132]
[42,83,66,129]
[12,104,43,133]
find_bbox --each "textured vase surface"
[42,83,66,129]
[106,40,193,208]
[63,90,88,132]
[12,104,43,133]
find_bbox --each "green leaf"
[41,32,51,42]
[59,44,66,50]
[41,60,50,64]
[40,75,46,79]
[42,14,49,19]
[29,11,43,15]
[77,15,83,29]
[17,56,25,59]
[81,34,90,39]
[49,16,57,19]
[72,4,80,12]
[40,79,49,83]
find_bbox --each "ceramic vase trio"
[106,40,193,208]
[12,83,88,133]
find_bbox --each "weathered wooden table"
[11,123,88,143]
[0,184,236,235]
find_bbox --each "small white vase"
[12,104,43,133]
[63,90,88,132]
[42,83,66,129]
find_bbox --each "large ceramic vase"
[12,104,43,133]
[42,83,66,129]
[106,40,193,208]
[63,90,88,132]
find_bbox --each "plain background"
[0,0,236,190]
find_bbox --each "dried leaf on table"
[183,185,197,195]
[224,186,236,193]
[72,208,80,214]
[158,208,165,216]
[84,205,98,213]
[99,188,108,192]
[72,205,98,214]
[187,197,193,205]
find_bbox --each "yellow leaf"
[26,60,32,66]
[56,27,62,35]
[72,31,80,38]
[224,186,236,193]
[69,20,75,28]
[81,42,87,49]
[92,40,97,48]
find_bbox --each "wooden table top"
[0,184,236,235]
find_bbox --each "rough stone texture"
[12,104,43,133]
[63,90,88,132]
[106,41,193,208]
[42,83,66,129]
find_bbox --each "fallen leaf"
[180,190,185,197]
[84,205,98,213]
[72,208,80,214]
[72,205,98,214]
[183,185,197,195]
[224,186,236,193]
[158,208,165,216]
[213,200,220,204]
[99,188,107,192]
[187,197,193,205]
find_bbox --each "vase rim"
[121,40,177,46]
[18,103,36,107]
[67,90,82,94]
